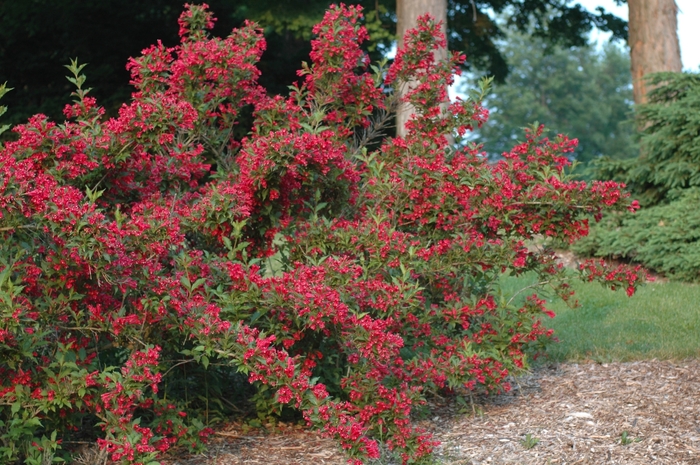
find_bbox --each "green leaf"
[191,278,206,291]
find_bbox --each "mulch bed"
[151,359,700,465]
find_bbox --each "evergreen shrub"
[575,72,700,281]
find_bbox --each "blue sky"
[576,0,699,71]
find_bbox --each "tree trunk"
[395,0,448,137]
[628,0,682,105]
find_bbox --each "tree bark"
[628,0,682,105]
[395,0,448,137]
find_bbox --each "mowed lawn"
[502,273,700,363]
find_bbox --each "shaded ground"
[150,359,700,465]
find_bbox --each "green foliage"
[581,72,700,281]
[0,83,11,140]
[471,31,637,169]
[521,433,540,449]
[620,430,641,445]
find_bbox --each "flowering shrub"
[0,4,644,464]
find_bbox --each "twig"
[220,395,246,413]
[350,96,399,156]
[214,432,264,440]
[163,358,196,377]
[506,280,551,306]
[0,224,39,232]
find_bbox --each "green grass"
[502,273,700,363]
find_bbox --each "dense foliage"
[574,72,700,281]
[0,0,628,126]
[0,5,644,464]
[472,31,638,168]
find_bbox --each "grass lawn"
[502,273,700,363]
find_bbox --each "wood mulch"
[151,359,700,465]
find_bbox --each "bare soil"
[153,359,700,465]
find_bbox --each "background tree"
[0,0,326,127]
[471,31,638,170]
[234,0,628,80]
[0,0,209,124]
[0,0,627,126]
[395,0,448,136]
[628,0,682,104]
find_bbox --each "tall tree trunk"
[628,0,682,105]
[395,0,448,137]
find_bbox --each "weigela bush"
[0,4,645,464]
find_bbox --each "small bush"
[0,5,643,464]
[581,72,700,281]
[573,188,700,281]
